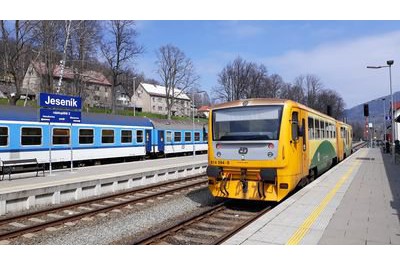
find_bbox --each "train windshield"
[213,105,283,141]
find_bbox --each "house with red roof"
[22,62,112,107]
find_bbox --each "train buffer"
[1,158,45,181]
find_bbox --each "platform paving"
[0,154,207,215]
[224,148,400,245]
[319,149,400,244]
[0,154,207,191]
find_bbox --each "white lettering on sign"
[44,96,78,108]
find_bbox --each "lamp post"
[367,60,395,162]
[382,98,386,144]
[192,90,206,157]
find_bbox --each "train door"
[291,108,308,180]
[145,129,152,154]
[290,108,302,178]
[158,130,165,153]
[300,112,308,177]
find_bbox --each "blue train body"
[0,105,207,165]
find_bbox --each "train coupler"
[219,172,231,196]
[240,179,248,193]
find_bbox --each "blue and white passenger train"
[0,105,207,166]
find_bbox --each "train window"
[121,130,132,143]
[302,119,306,149]
[341,127,345,138]
[174,132,182,142]
[136,130,144,143]
[308,117,314,140]
[320,121,325,138]
[315,119,320,139]
[79,129,94,144]
[0,127,8,146]
[53,128,70,145]
[21,127,42,146]
[185,132,191,142]
[212,105,283,141]
[102,129,114,144]
[194,132,200,142]
[327,123,331,138]
[166,131,172,143]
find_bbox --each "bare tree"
[279,83,306,103]
[315,88,345,119]
[213,57,254,102]
[0,20,35,105]
[192,89,210,107]
[156,44,199,119]
[100,20,143,114]
[213,57,285,102]
[246,63,269,99]
[268,74,285,98]
[31,20,64,92]
[67,20,100,98]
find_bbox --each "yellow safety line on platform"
[286,155,363,245]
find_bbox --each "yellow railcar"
[207,98,352,202]
[336,121,353,161]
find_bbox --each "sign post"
[70,123,73,172]
[49,122,52,175]
[39,93,82,174]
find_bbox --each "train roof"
[210,98,344,123]
[211,98,287,110]
[0,105,154,127]
[151,118,207,131]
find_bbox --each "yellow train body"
[207,98,352,202]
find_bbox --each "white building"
[133,83,191,117]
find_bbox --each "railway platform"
[0,155,207,216]
[224,147,400,245]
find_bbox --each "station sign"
[40,108,81,123]
[39,93,82,110]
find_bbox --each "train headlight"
[216,143,222,149]
[216,152,221,157]
[266,143,274,149]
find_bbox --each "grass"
[0,98,208,123]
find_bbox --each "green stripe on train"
[310,140,336,173]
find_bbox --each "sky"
[133,20,400,109]
[6,1,400,110]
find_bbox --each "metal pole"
[382,98,386,143]
[70,122,73,172]
[192,89,195,157]
[389,64,395,162]
[49,122,52,175]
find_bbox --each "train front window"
[213,106,282,141]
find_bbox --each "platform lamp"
[367,60,395,162]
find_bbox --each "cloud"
[218,21,266,38]
[265,30,400,108]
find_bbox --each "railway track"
[129,201,272,245]
[0,175,207,242]
[352,141,368,152]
